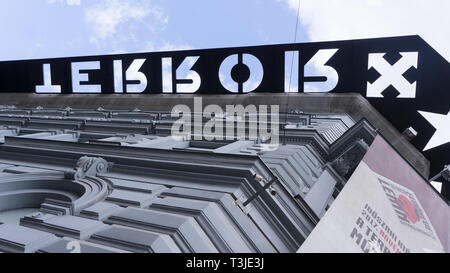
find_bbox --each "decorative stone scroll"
[64,156,112,180]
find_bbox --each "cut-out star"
[418,110,450,151]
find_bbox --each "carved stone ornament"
[64,156,111,180]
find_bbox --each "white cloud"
[47,0,81,5]
[142,41,193,52]
[67,0,81,5]
[284,0,450,62]
[108,41,193,57]
[85,0,168,45]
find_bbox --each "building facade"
[0,93,431,253]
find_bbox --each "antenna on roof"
[284,0,301,145]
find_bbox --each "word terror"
[34,49,338,94]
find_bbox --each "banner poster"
[298,135,449,253]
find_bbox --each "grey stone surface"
[105,207,218,253]
[149,196,253,253]
[79,202,122,221]
[106,189,157,207]
[304,169,337,217]
[37,237,128,253]
[21,213,107,240]
[0,223,58,253]
[0,93,429,177]
[108,178,166,194]
[89,225,180,253]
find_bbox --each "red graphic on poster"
[397,195,419,224]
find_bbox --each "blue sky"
[0,0,307,60]
[1,0,448,62]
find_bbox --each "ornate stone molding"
[64,156,112,180]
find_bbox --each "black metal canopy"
[0,35,448,183]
